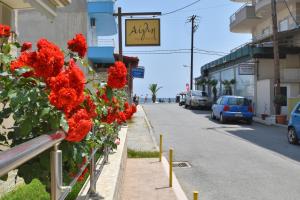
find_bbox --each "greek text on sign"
[125,19,160,46]
[239,64,254,75]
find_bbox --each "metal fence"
[0,128,109,200]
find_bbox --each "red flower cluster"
[49,59,85,115]
[67,33,87,58]
[21,42,32,52]
[33,39,64,80]
[66,109,93,142]
[10,38,64,81]
[107,61,127,89]
[124,102,137,120]
[0,24,10,37]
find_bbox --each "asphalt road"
[143,103,300,200]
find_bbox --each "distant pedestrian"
[144,94,148,104]
[168,98,171,103]
[133,94,137,104]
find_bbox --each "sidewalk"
[120,105,183,200]
[122,158,177,200]
[126,105,157,151]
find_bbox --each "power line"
[123,48,228,55]
[162,0,202,16]
[283,0,299,27]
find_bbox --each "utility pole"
[187,15,199,91]
[271,0,281,115]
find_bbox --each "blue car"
[211,96,254,124]
[288,102,300,144]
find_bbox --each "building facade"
[199,0,300,117]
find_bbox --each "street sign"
[125,19,160,46]
[239,64,254,75]
[132,67,145,78]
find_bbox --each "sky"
[115,0,252,98]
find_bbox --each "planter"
[276,115,287,124]
[261,114,268,120]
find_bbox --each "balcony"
[256,0,285,17]
[87,0,117,36]
[230,4,261,33]
[88,39,115,63]
[0,0,71,19]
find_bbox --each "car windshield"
[192,91,208,97]
[227,97,250,106]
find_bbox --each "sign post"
[132,67,145,78]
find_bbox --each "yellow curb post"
[169,148,173,187]
[159,134,163,162]
[193,191,198,200]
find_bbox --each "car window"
[220,97,226,105]
[227,97,250,106]
[192,91,203,97]
[216,97,222,105]
[294,104,300,114]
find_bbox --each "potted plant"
[221,79,236,95]
[273,95,287,124]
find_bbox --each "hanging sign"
[125,19,160,46]
[132,67,145,78]
[239,64,254,75]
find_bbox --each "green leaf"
[106,87,113,100]
[13,42,21,48]
[60,115,69,132]
[0,107,12,119]
[14,67,31,76]
[0,174,8,181]
[2,44,11,55]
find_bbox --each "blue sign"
[132,67,145,78]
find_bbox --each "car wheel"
[184,103,188,109]
[189,101,193,110]
[220,113,226,124]
[211,111,216,120]
[288,127,298,144]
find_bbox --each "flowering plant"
[0,24,136,190]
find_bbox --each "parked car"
[211,96,253,124]
[178,92,187,106]
[184,90,212,109]
[287,102,300,144]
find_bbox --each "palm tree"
[221,79,236,95]
[209,79,218,102]
[196,78,208,92]
[148,84,162,103]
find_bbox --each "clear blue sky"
[115,0,251,98]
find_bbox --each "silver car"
[185,90,212,109]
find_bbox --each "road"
[143,103,300,200]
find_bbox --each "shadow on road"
[225,124,300,162]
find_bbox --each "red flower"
[66,109,93,142]
[101,107,117,124]
[107,61,127,89]
[10,52,35,77]
[48,59,85,115]
[132,104,137,113]
[32,38,64,80]
[67,33,87,58]
[84,95,97,118]
[0,24,10,37]
[21,42,32,52]
[117,112,127,124]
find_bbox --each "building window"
[279,18,289,32]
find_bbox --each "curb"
[253,117,288,128]
[141,105,188,200]
[140,105,159,151]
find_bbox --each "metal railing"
[230,3,252,24]
[0,128,109,200]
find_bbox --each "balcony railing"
[0,127,109,200]
[230,3,261,33]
